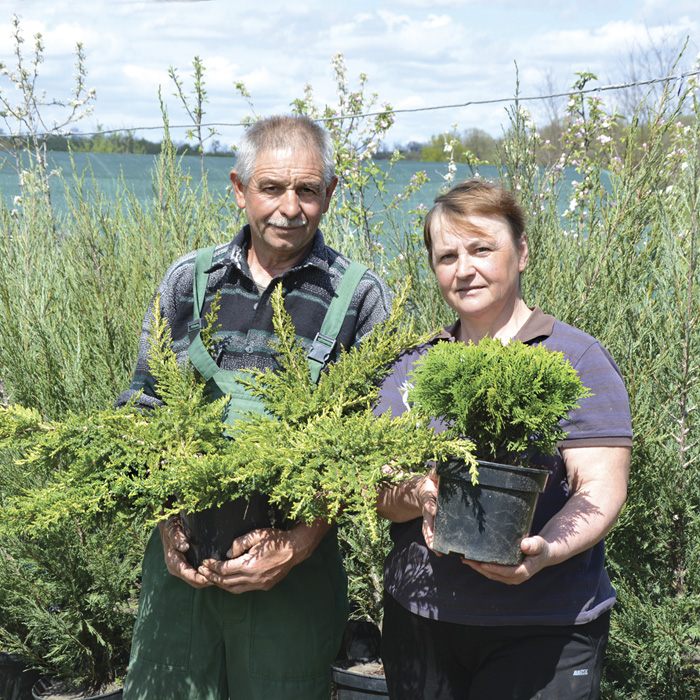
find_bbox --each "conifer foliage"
[0,285,475,544]
[409,337,591,467]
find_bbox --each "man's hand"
[197,519,331,594]
[158,516,212,589]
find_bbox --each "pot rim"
[473,458,550,474]
[31,676,123,700]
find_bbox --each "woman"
[376,180,632,700]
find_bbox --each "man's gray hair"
[235,115,335,187]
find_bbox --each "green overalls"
[123,247,367,700]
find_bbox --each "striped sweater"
[116,225,392,409]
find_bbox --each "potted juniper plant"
[408,336,591,565]
[332,516,390,699]
[0,286,474,557]
[0,283,475,617]
[0,286,474,698]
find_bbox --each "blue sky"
[0,0,698,150]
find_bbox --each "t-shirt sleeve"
[560,340,633,447]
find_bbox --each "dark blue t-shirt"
[375,307,633,626]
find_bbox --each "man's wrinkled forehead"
[249,147,326,185]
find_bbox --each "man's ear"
[230,170,247,209]
[322,176,338,213]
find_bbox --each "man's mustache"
[267,216,307,228]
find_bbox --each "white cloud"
[43,22,100,52]
[123,64,167,89]
[526,19,694,62]
[393,0,482,7]
[1,0,699,148]
[326,9,468,63]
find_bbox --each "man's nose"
[278,189,302,217]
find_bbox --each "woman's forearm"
[376,475,425,522]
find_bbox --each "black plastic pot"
[331,660,388,700]
[338,620,381,662]
[180,493,288,569]
[0,652,41,700]
[31,676,122,699]
[433,458,549,565]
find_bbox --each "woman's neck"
[457,299,533,345]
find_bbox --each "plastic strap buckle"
[307,332,336,364]
[188,318,203,342]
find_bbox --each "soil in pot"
[332,621,387,699]
[433,458,549,565]
[180,493,289,569]
[0,652,42,700]
[31,677,122,700]
[332,659,388,700]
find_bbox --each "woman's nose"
[455,253,474,278]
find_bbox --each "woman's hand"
[464,445,630,585]
[415,473,441,552]
[376,470,445,555]
[462,535,551,584]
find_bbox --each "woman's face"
[430,213,528,327]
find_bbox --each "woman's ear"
[519,234,529,272]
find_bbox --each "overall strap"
[187,245,219,381]
[192,245,216,317]
[187,248,368,387]
[307,261,368,384]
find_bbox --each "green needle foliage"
[3,38,698,694]
[0,284,476,545]
[409,337,592,468]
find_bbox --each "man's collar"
[221,226,331,279]
[436,307,556,344]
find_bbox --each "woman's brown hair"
[423,180,526,266]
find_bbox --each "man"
[116,115,391,700]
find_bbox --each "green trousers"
[123,528,348,700]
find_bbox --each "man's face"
[230,147,337,263]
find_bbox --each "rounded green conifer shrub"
[409,337,592,467]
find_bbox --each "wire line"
[8,69,700,139]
